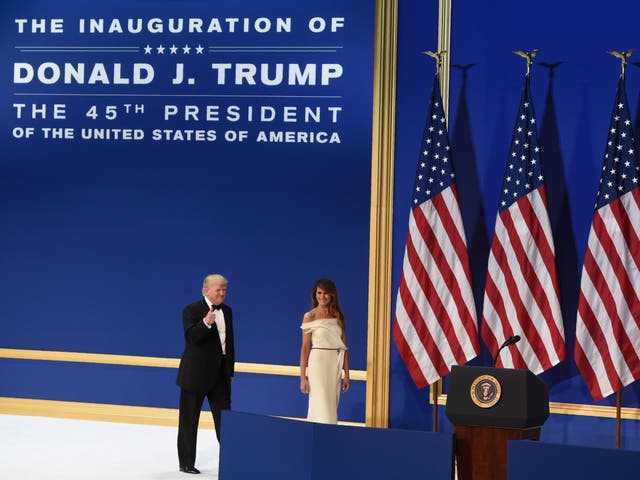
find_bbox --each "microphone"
[493,335,521,367]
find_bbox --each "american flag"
[393,73,479,388]
[575,76,640,401]
[481,74,565,373]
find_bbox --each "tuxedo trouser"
[177,357,231,468]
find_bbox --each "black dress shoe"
[180,466,200,474]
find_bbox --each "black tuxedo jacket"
[176,299,235,394]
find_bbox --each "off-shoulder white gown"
[301,318,347,424]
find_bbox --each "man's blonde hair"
[202,274,228,294]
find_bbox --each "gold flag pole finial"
[422,50,447,73]
[607,49,633,78]
[513,49,538,76]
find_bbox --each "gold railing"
[0,348,366,380]
[0,347,367,426]
[0,397,364,428]
[433,393,640,420]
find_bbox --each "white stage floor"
[0,414,219,479]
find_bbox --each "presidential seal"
[470,374,501,408]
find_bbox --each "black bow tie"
[211,304,222,311]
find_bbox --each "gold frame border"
[434,394,640,420]
[366,0,397,429]
[3,393,637,432]
[0,397,365,428]
[0,348,366,381]
[0,348,368,427]
[438,0,452,113]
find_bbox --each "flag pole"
[421,48,446,434]
[423,49,446,75]
[606,49,633,79]
[512,49,538,75]
[606,49,633,450]
[616,391,621,448]
[432,380,440,432]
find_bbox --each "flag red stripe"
[533,186,563,302]
[404,215,462,364]
[589,208,640,367]
[436,184,475,287]
[413,197,479,353]
[484,224,531,369]
[399,244,446,373]
[497,205,548,366]
[576,262,622,400]
[396,265,448,381]
[393,313,429,389]
[511,193,564,362]
[481,273,509,366]
[608,196,640,328]
[573,322,607,401]
[482,185,568,372]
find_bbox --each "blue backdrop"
[391,0,640,449]
[4,0,640,449]
[0,0,375,423]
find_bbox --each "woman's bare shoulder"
[302,310,316,323]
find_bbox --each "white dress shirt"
[204,298,226,354]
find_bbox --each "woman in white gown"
[299,278,350,424]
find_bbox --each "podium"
[445,365,549,480]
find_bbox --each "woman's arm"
[300,329,312,394]
[342,331,350,392]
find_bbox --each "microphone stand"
[493,335,521,367]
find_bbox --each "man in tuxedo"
[176,274,235,474]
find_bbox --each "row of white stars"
[597,101,638,204]
[414,175,456,202]
[601,160,637,171]
[415,148,455,200]
[422,142,449,157]
[519,102,536,122]
[600,174,639,189]
[413,102,454,201]
[598,174,639,203]
[511,144,539,160]
[605,143,635,155]
[502,173,543,192]
[606,110,634,155]
[143,44,205,54]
